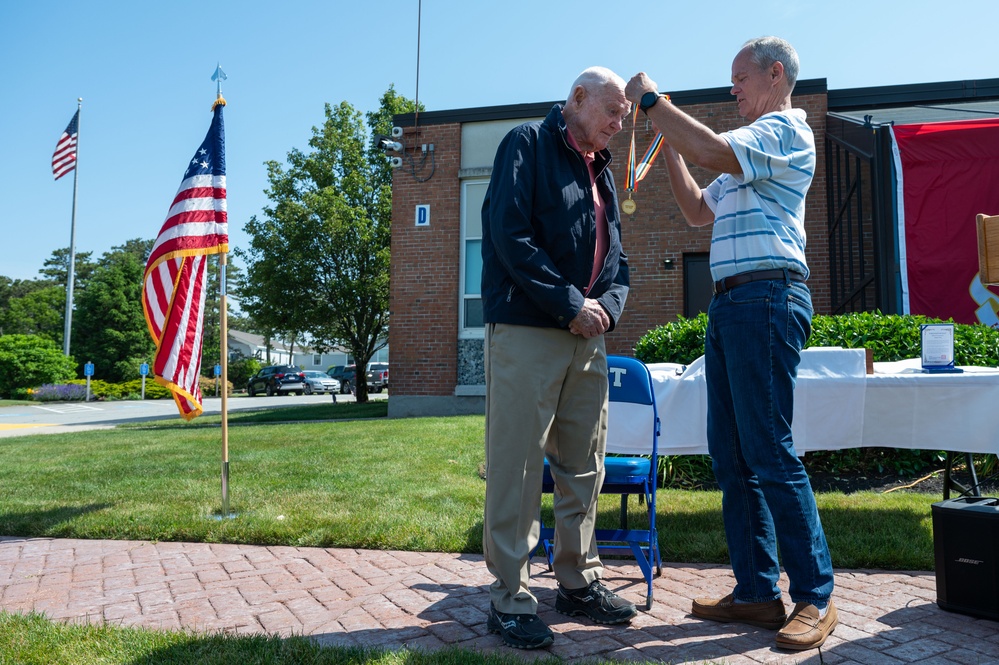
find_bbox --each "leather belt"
[713,269,805,295]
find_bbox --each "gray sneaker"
[555,580,638,624]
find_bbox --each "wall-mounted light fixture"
[662,258,675,270]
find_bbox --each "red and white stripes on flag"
[142,103,227,420]
[52,110,79,180]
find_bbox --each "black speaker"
[932,497,999,621]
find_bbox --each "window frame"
[459,178,489,338]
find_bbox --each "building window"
[313,354,322,366]
[461,179,488,333]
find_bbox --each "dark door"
[684,253,713,318]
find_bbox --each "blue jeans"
[705,277,834,606]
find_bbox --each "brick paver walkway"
[1,537,997,664]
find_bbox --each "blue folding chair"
[538,355,663,610]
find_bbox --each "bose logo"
[955,558,984,565]
[608,367,627,387]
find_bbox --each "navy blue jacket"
[480,105,630,330]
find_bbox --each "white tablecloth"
[863,359,999,454]
[607,348,999,457]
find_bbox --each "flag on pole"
[52,110,79,180]
[142,103,228,420]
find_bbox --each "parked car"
[327,365,357,394]
[246,365,306,396]
[366,362,389,393]
[302,370,340,397]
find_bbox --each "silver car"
[302,370,340,397]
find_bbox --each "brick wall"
[390,92,831,402]
[389,123,462,398]
[604,91,831,357]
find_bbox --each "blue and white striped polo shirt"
[703,108,815,282]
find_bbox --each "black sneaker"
[486,605,554,649]
[555,580,638,624]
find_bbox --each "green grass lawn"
[0,403,943,664]
[0,408,939,567]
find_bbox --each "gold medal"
[622,105,662,218]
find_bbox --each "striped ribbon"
[626,107,664,192]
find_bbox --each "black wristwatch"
[639,91,661,114]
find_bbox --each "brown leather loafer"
[776,601,838,650]
[691,593,786,629]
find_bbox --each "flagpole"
[220,251,231,518]
[212,63,233,519]
[63,98,82,357]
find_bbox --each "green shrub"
[0,335,78,399]
[635,312,999,367]
[226,356,261,388]
[8,387,33,400]
[67,378,172,400]
[121,378,174,400]
[197,375,233,397]
[805,447,946,478]
[62,376,231,401]
[634,313,708,365]
[810,312,999,366]
[65,379,125,400]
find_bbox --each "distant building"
[227,330,387,372]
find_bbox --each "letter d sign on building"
[415,204,430,227]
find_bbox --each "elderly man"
[480,66,635,650]
[626,37,837,651]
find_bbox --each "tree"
[71,247,154,382]
[201,254,245,376]
[0,249,97,347]
[108,238,155,265]
[0,276,11,316]
[0,285,66,345]
[0,277,66,340]
[40,247,97,294]
[1,276,58,315]
[237,86,418,402]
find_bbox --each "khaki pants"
[483,323,608,614]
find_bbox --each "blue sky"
[2,0,995,282]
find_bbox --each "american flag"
[142,103,228,420]
[52,110,79,180]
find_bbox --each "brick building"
[387,77,999,417]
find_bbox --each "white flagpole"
[63,98,82,357]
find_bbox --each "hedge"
[634,311,999,367]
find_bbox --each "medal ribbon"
[626,107,664,192]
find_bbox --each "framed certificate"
[920,323,962,373]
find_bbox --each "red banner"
[893,117,999,326]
